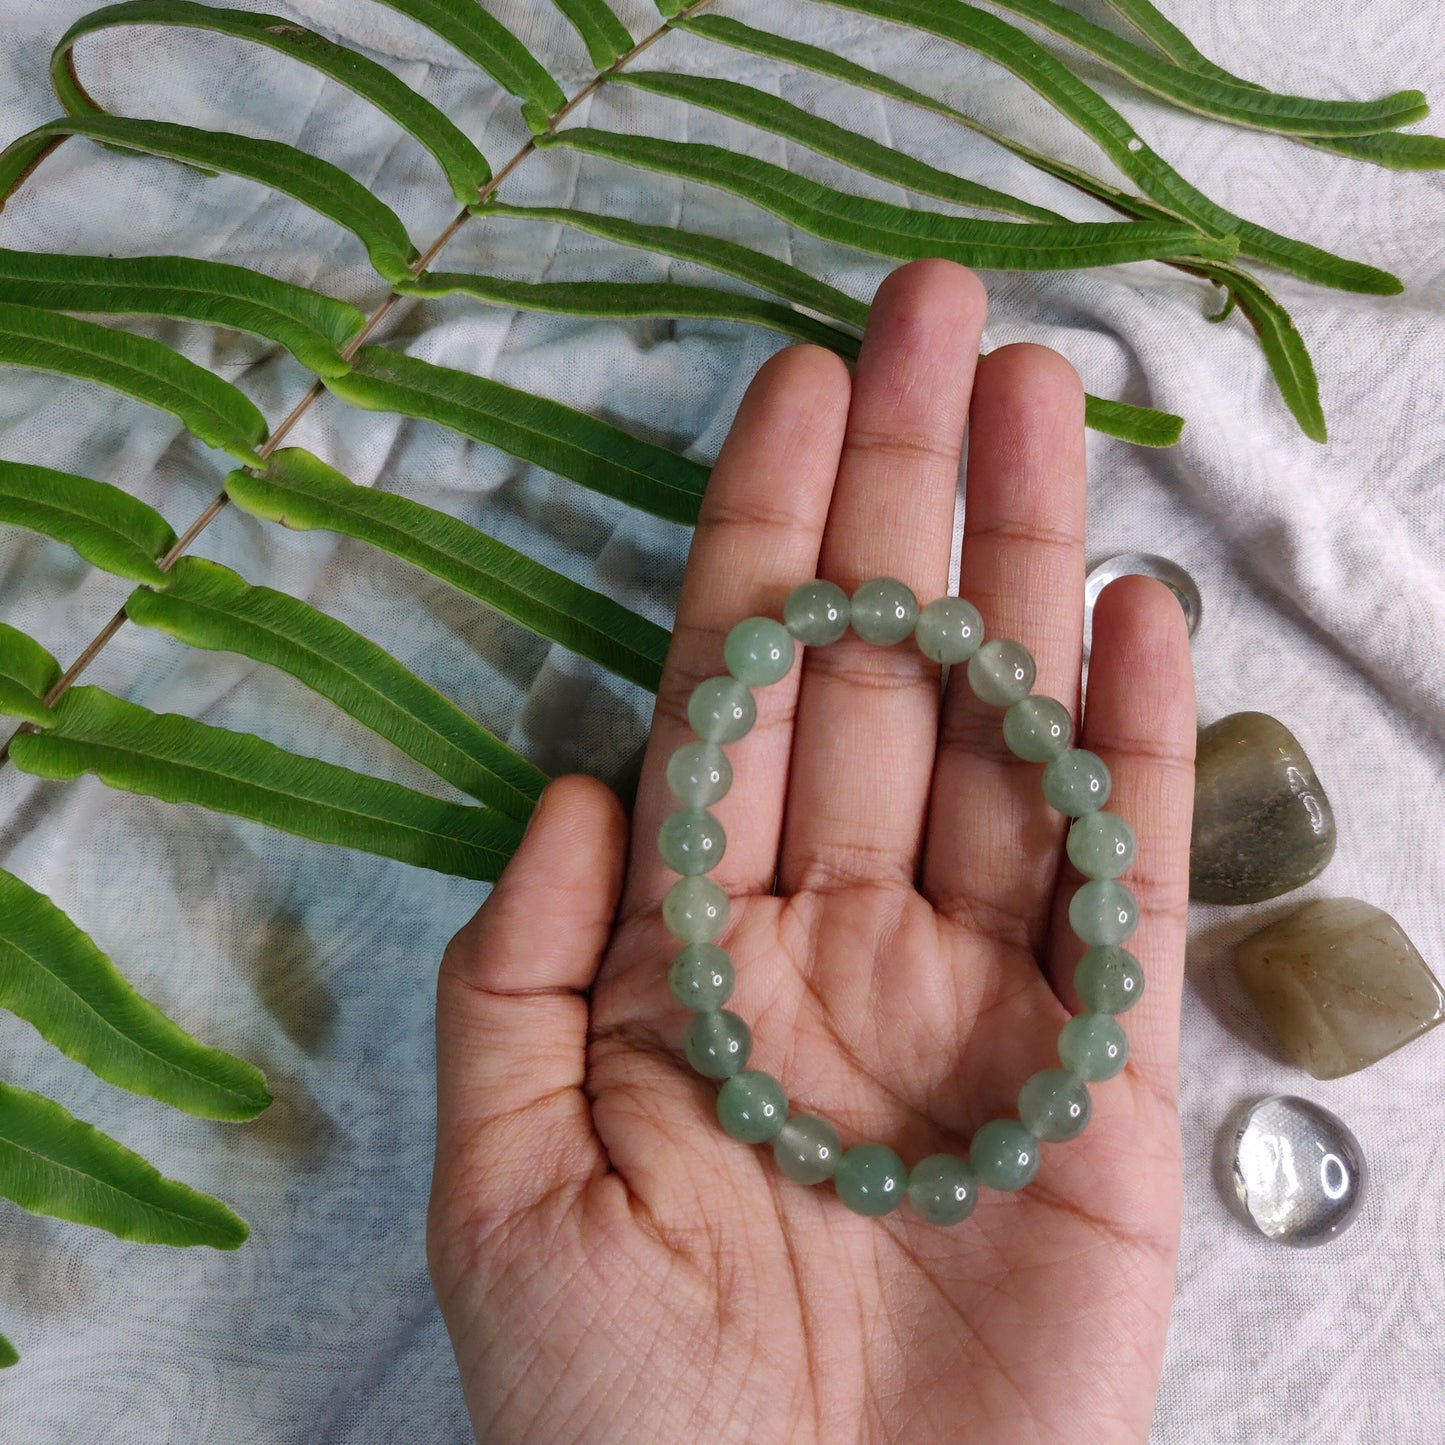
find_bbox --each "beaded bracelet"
[660,576,1144,1224]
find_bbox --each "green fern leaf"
[550,0,633,69]
[538,129,1237,269]
[0,116,417,283]
[0,1328,16,1368]
[1081,396,1183,448]
[326,346,710,524]
[225,448,669,692]
[9,686,525,881]
[0,304,266,466]
[127,557,547,818]
[0,868,270,1120]
[0,1076,247,1247]
[0,623,60,727]
[50,2,492,204]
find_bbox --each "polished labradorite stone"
[1191,711,1336,905]
[1017,1069,1091,1142]
[687,675,756,744]
[666,741,732,808]
[725,616,795,686]
[968,1119,1040,1191]
[834,1143,907,1216]
[717,1070,788,1143]
[1074,945,1144,1014]
[662,876,730,942]
[850,576,918,645]
[668,942,735,1011]
[1043,748,1112,816]
[966,638,1035,706]
[1002,695,1073,762]
[685,1009,752,1078]
[1067,810,1136,878]
[906,1153,978,1225]
[773,1114,842,1185]
[915,596,983,664]
[784,579,850,645]
[1068,879,1139,946]
[657,807,725,876]
[1058,1012,1129,1081]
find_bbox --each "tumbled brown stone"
[1190,711,1335,904]
[1235,898,1445,1079]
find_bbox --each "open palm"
[428,260,1196,1444]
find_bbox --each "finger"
[781,258,988,892]
[1047,575,1195,1098]
[923,343,1088,949]
[431,774,625,1239]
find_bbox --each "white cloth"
[1,0,1442,1440]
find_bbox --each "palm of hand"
[428,263,1194,1445]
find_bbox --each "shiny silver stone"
[1082,553,1201,660]
[1224,1095,1365,1247]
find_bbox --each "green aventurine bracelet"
[660,577,1144,1224]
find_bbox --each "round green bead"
[687,676,755,744]
[969,1119,1040,1191]
[717,1070,788,1143]
[1042,748,1112,816]
[657,807,725,876]
[784,579,850,646]
[915,596,984,664]
[668,943,735,1011]
[1058,1012,1129,1081]
[1017,1069,1091,1142]
[666,741,732,808]
[1068,879,1139,946]
[967,638,1036,706]
[1066,810,1136,879]
[1002,695,1074,762]
[685,1009,751,1078]
[850,577,919,645]
[725,616,795,686]
[834,1143,907,1216]
[1074,945,1144,1014]
[662,876,730,942]
[907,1153,978,1225]
[773,1114,842,1185]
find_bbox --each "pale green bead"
[1017,1069,1091,1142]
[773,1114,842,1185]
[968,1119,1040,1191]
[668,943,734,1011]
[1042,748,1112,816]
[666,741,732,808]
[1003,695,1073,762]
[834,1143,907,1216]
[687,676,755,744]
[784,579,850,646]
[915,596,984,664]
[1074,945,1144,1014]
[906,1153,978,1225]
[1066,810,1136,878]
[725,616,795,686]
[662,876,730,942]
[717,1070,788,1143]
[1058,1012,1129,1081]
[850,577,918,645]
[967,638,1036,706]
[657,808,725,876]
[1068,879,1139,946]
[684,1009,751,1078]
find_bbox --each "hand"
[427,259,1196,1444]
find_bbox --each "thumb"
[430,773,627,1243]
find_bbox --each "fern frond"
[0,624,61,727]
[550,0,633,69]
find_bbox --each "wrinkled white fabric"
[0,0,1442,1440]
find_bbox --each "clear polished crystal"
[666,741,732,808]
[1083,553,1201,660]
[687,675,756,744]
[1227,1095,1365,1246]
[725,616,795,686]
[851,577,918,645]
[1002,695,1073,762]
[1043,749,1112,816]
[1067,811,1136,879]
[915,596,984,664]
[773,1114,842,1185]
[668,943,734,1011]
[907,1153,978,1225]
[785,579,850,646]
[717,1070,788,1143]
[967,638,1035,706]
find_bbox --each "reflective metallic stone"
[1190,711,1336,904]
[1235,898,1445,1079]
[1225,1095,1365,1246]
[1083,553,1201,659]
